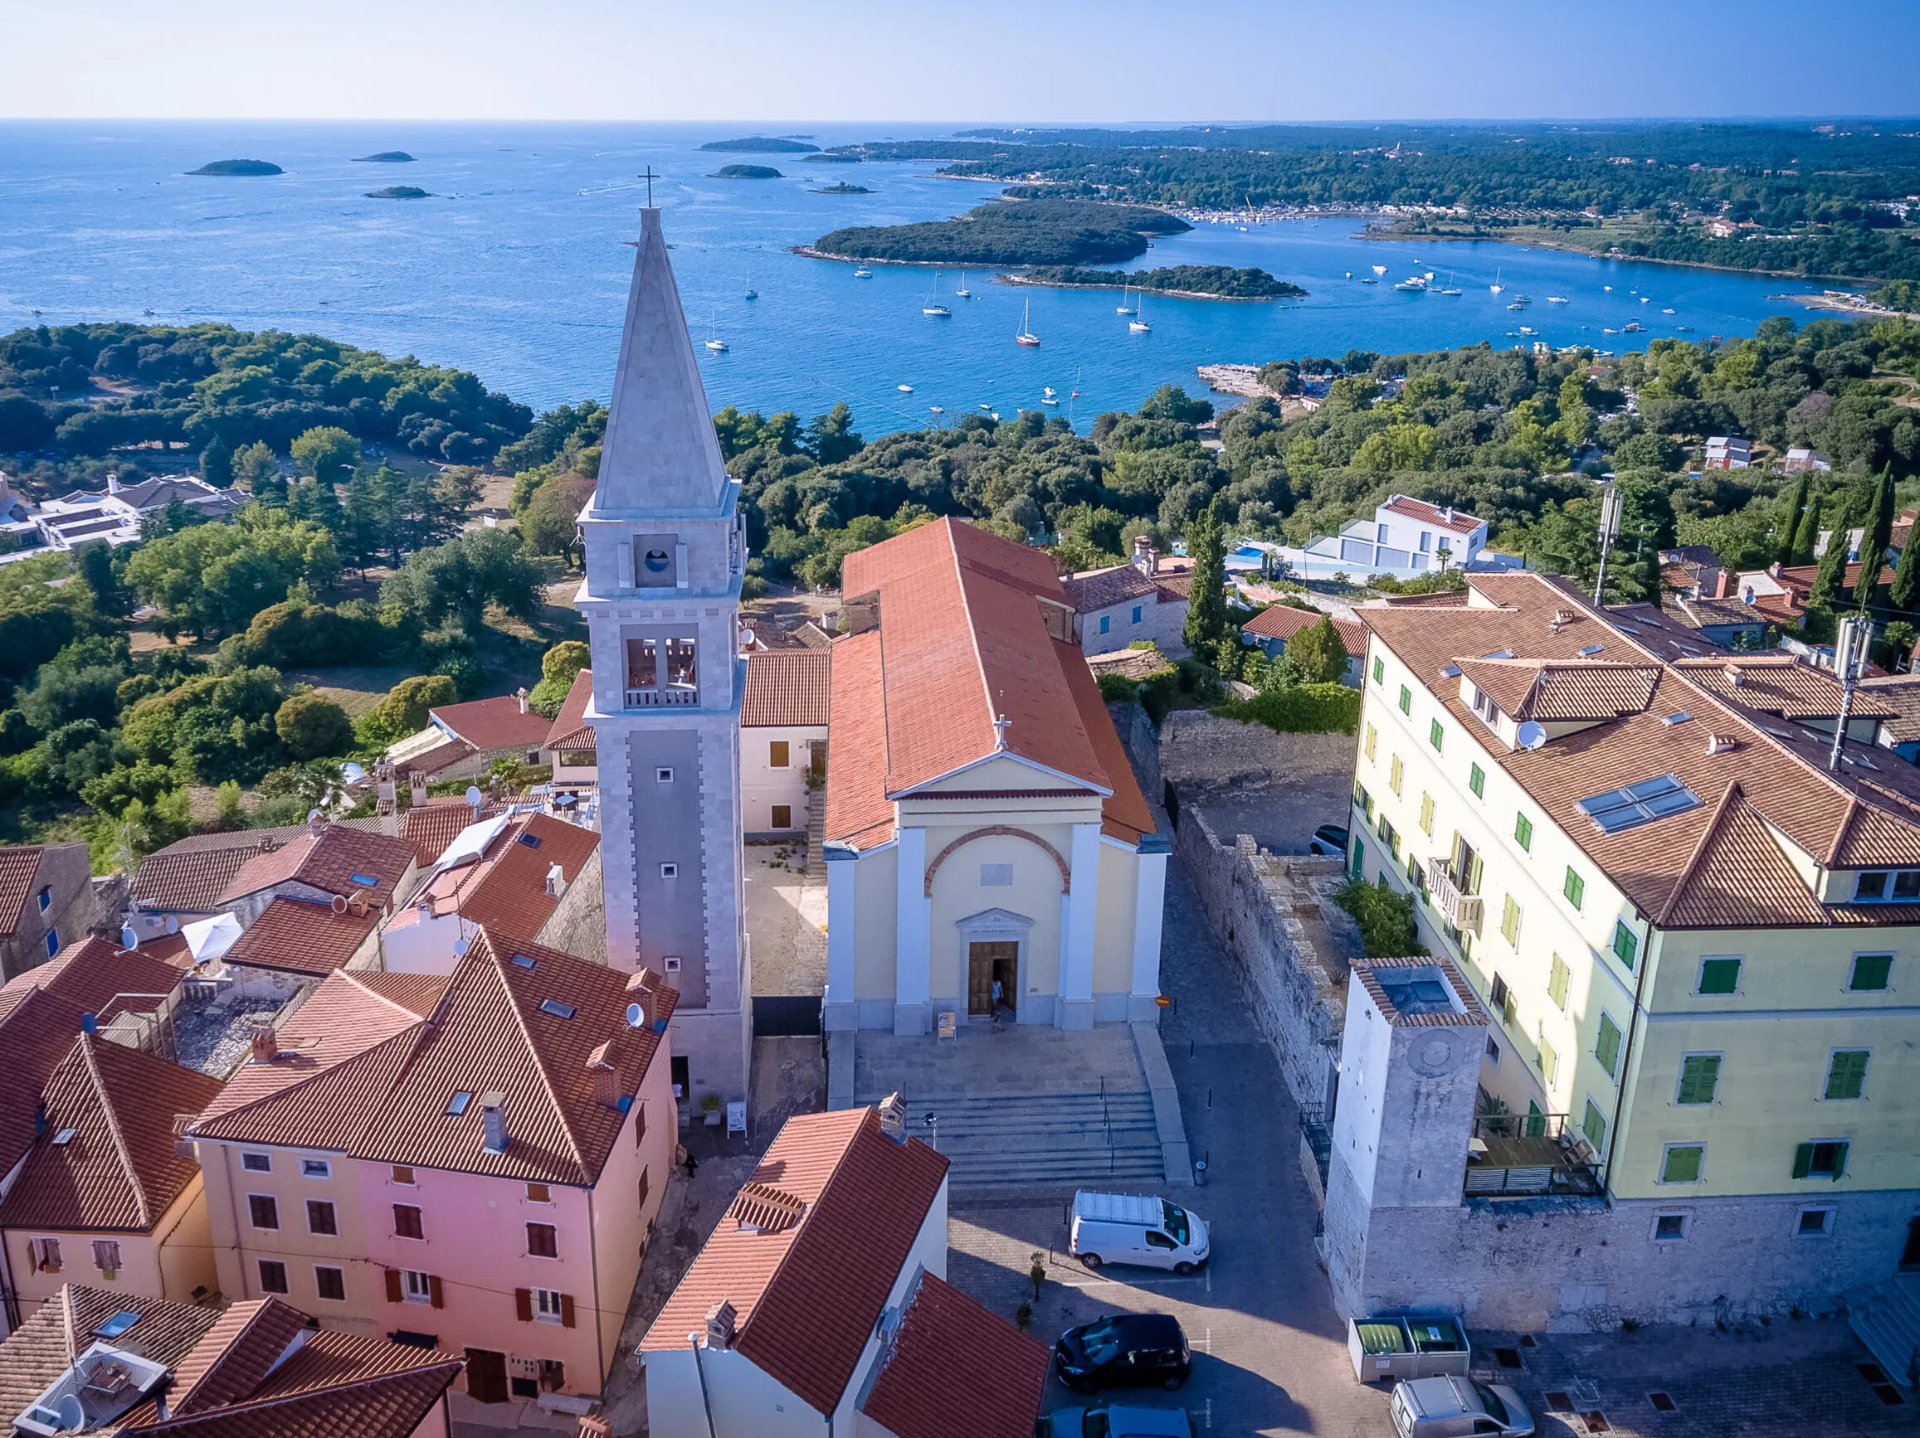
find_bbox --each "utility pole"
[1829,613,1873,774]
[1593,484,1624,606]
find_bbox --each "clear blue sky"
[3,0,1915,122]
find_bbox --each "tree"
[529,640,591,717]
[124,508,340,639]
[1855,467,1896,610]
[1891,514,1920,612]
[121,666,289,785]
[375,674,457,735]
[1777,475,1809,569]
[1791,492,1823,566]
[518,470,595,558]
[77,542,132,619]
[20,661,124,732]
[235,441,284,505]
[200,434,234,489]
[804,403,864,464]
[1807,496,1855,614]
[1182,500,1229,657]
[380,529,541,633]
[274,692,354,760]
[289,426,362,489]
[1286,613,1350,685]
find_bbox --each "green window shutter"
[1596,1012,1622,1076]
[1430,719,1445,751]
[1399,685,1412,715]
[1661,1145,1704,1183]
[1677,1054,1720,1105]
[1849,953,1893,992]
[1351,837,1365,881]
[1833,1141,1849,1180]
[1514,813,1533,850]
[1612,920,1639,969]
[1539,1034,1558,1085]
[1792,1143,1814,1179]
[1468,762,1485,797]
[1548,954,1569,1009]
[1825,1050,1869,1101]
[1698,957,1741,995]
[1501,894,1521,946]
[1581,1099,1607,1152]
[1373,656,1385,684]
[1563,868,1585,909]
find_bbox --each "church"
[822,518,1170,1034]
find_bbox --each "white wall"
[742,724,822,834]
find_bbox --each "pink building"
[187,932,678,1410]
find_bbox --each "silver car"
[1389,1377,1533,1438]
[1048,1401,1193,1438]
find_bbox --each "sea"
[0,121,1830,436]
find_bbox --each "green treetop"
[1807,497,1855,614]
[1855,467,1896,610]
[1777,475,1809,570]
[1182,500,1229,656]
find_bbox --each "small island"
[711,164,783,179]
[700,137,819,153]
[805,198,1190,268]
[813,153,863,164]
[188,159,282,176]
[812,182,872,195]
[365,185,431,199]
[1016,264,1307,300]
[352,151,416,163]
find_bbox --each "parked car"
[1054,1314,1191,1393]
[1389,1377,1534,1438]
[1069,1191,1210,1274]
[1307,824,1349,857]
[1046,1401,1193,1437]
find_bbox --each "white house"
[28,474,246,552]
[741,650,829,838]
[1273,495,1491,582]
[1705,435,1752,470]
[1062,536,1193,656]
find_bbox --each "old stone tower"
[579,206,751,1104]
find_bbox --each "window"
[771,804,791,829]
[394,1204,424,1240]
[1539,1034,1558,1085]
[637,1166,651,1210]
[301,1158,331,1179]
[1131,605,1143,624]
[1595,1013,1623,1077]
[37,886,50,912]
[307,1200,338,1236]
[1653,1214,1689,1241]
[1849,953,1893,992]
[533,1288,566,1325]
[1575,773,1703,835]
[402,1269,434,1305]
[391,1165,415,1186]
[634,1103,647,1148]
[1398,685,1412,716]
[1098,614,1110,634]
[1484,1035,1501,1065]
[1697,957,1741,996]
[663,636,698,691]
[1354,782,1373,819]
[1852,869,1920,903]
[1429,719,1445,752]
[655,767,674,784]
[1563,868,1585,910]
[1418,793,1434,835]
[1514,813,1533,851]
[979,863,1013,887]
[541,998,577,1020]
[1796,1207,1834,1237]
[527,1183,551,1203]
[1378,816,1401,858]
[446,1093,471,1117]
[1373,656,1385,684]
[257,1260,289,1295]
[1364,724,1377,761]
[1389,754,1403,795]
[315,1265,347,1301]
[1419,531,1433,553]
[1468,763,1484,799]
[1488,973,1517,1026]
[1824,1050,1870,1101]
[1793,1141,1849,1181]
[659,863,678,879]
[28,1238,62,1274]
[1677,1054,1721,1106]
[769,740,790,768]
[1611,921,1639,970]
[242,1152,272,1173]
[1499,895,1521,947]
[248,1195,279,1231]
[1660,1144,1705,1184]
[1471,683,1500,728]
[91,1240,121,1273]
[527,1223,558,1259]
[45,930,58,958]
[1548,954,1570,1010]
[1378,523,1391,544]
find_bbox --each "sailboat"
[1489,269,1505,294]
[703,308,728,352]
[744,274,757,300]
[1115,284,1136,316]
[1371,264,1388,276]
[955,270,972,298]
[1435,271,1462,295]
[1015,299,1040,346]
[923,272,951,317]
[1129,292,1150,333]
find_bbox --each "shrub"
[528,639,591,717]
[1335,878,1425,958]
[275,692,354,760]
[1097,673,1140,703]
[1214,681,1360,734]
[375,674,457,736]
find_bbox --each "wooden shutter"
[1677,1055,1720,1106]
[385,1268,404,1304]
[515,1287,533,1322]
[429,1274,445,1309]
[561,1294,576,1329]
[1831,1142,1850,1180]
[1792,1143,1814,1179]
[1826,1051,1869,1101]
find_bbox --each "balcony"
[1424,857,1484,935]
[1464,1112,1603,1198]
[625,687,699,708]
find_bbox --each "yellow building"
[1349,572,1919,1261]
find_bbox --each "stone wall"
[1107,701,1161,803]
[538,847,608,966]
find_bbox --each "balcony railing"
[1424,857,1484,935]
[626,687,699,708]
[1464,1112,1603,1197]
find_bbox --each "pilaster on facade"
[893,826,932,1035]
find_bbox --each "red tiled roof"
[128,1361,461,1438]
[132,846,256,914]
[220,897,381,977]
[394,733,476,779]
[0,846,44,936]
[1382,494,1484,536]
[1241,603,1367,656]
[399,800,506,867]
[217,826,415,908]
[0,1033,224,1232]
[0,1286,220,1423]
[0,985,106,1173]
[544,669,597,750]
[1,937,183,1017]
[344,970,451,1018]
[399,812,599,943]
[429,694,552,752]
[743,649,832,727]
[860,1272,1049,1438]
[170,1300,313,1416]
[640,1108,949,1417]
[1061,563,1158,616]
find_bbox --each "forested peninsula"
[807,198,1190,267]
[1014,265,1306,299]
[701,137,819,153]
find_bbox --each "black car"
[1054,1314,1191,1392]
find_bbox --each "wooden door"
[465,1348,509,1405]
[968,942,1017,1016]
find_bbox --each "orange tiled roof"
[0,985,110,1174]
[1858,674,1920,744]
[169,1300,313,1415]
[1,937,183,1019]
[742,649,832,727]
[1673,654,1899,722]
[1382,494,1484,536]
[429,693,553,752]
[217,826,415,908]
[859,1272,1049,1438]
[0,847,44,935]
[399,800,506,867]
[544,669,596,750]
[132,845,257,914]
[220,897,381,978]
[1456,658,1661,723]
[399,812,599,944]
[640,1108,949,1417]
[1241,603,1367,656]
[0,1286,220,1423]
[1061,563,1158,616]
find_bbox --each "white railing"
[625,687,699,708]
[1424,857,1484,935]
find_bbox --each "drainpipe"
[218,1143,248,1299]
[688,1333,718,1438]
[1604,917,1655,1196]
[586,1186,605,1390]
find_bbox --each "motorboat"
[854,267,873,278]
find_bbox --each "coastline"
[1357,225,1875,290]
[998,273,1300,303]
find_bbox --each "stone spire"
[591,207,731,516]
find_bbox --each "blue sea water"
[0,121,1827,435]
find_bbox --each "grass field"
[283,665,416,716]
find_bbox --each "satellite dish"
[341,761,366,783]
[1516,721,1548,752]
[120,926,137,949]
[739,626,756,648]
[453,937,469,956]
[625,1002,644,1028]
[307,808,324,824]
[465,785,484,809]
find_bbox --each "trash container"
[1347,1314,1471,1382]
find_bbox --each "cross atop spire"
[639,166,659,207]
[992,713,1012,751]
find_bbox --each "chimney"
[409,771,427,808]
[480,1093,508,1153]
[249,1024,278,1062]
[587,1040,621,1108]
[1726,664,1744,688]
[704,1301,738,1350]
[107,473,121,495]
[877,1091,907,1142]
[546,862,567,899]
[1438,505,1452,522]
[626,969,661,1027]
[1132,535,1153,574]
[516,686,530,715]
[1147,546,1161,576]
[1707,734,1740,755]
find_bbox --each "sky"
[3,0,1917,123]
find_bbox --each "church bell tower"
[578,205,750,1104]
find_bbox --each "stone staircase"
[804,791,825,874]
[877,1089,1163,1189]
[1849,1273,1920,1391]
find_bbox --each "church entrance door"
[968,941,1019,1017]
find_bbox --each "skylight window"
[1616,624,1641,635]
[52,1128,77,1146]
[1576,774,1703,834]
[1661,711,1692,726]
[540,999,577,1020]
[518,833,543,849]
[93,1312,142,1340]
[349,873,379,888]
[1483,648,1516,660]
[1579,644,1605,656]
[446,1092,472,1116]
[1440,665,1462,678]
[511,954,537,970]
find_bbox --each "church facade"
[822,519,1169,1035]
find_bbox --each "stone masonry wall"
[538,847,609,966]
[1107,701,1160,803]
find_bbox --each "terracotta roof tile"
[1858,674,1920,744]
[0,846,44,935]
[859,1272,1049,1438]
[1455,658,1660,722]
[1674,655,1899,722]
[127,1361,461,1438]
[1657,784,1830,928]
[1382,494,1484,536]
[132,846,257,914]
[400,801,506,867]
[823,631,894,851]
[344,971,451,1018]
[640,1108,949,1418]
[170,1300,312,1416]
[0,1285,219,1423]
[428,694,552,752]
[217,826,415,908]
[1061,563,1158,615]
[742,650,832,727]
[0,986,103,1174]
[1241,604,1367,656]
[400,812,599,944]
[220,898,381,978]
[1,937,183,1017]
[544,669,597,750]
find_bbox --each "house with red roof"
[542,670,599,798]
[385,691,557,786]
[0,844,101,985]
[1062,534,1195,658]
[741,650,829,838]
[822,518,1169,1035]
[1240,602,1368,685]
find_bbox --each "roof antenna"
[1829,613,1873,774]
[1592,484,1623,606]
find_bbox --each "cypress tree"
[1792,492,1823,566]
[1183,500,1229,657]
[1890,511,1920,613]
[1777,474,1809,569]
[1854,467,1896,611]
[200,434,233,490]
[1807,497,1854,614]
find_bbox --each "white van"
[1069,1191,1210,1274]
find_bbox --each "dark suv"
[1053,1314,1191,1392]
